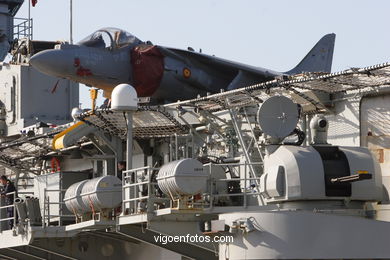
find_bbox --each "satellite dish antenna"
[257,95,299,139]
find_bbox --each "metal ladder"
[228,105,264,204]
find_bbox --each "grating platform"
[0,62,389,171]
[165,62,390,113]
[75,62,390,139]
[78,107,189,139]
[0,128,63,173]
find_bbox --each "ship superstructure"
[0,59,389,259]
[0,1,390,260]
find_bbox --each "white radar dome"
[111,84,138,111]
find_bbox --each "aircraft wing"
[159,47,283,90]
[165,47,280,75]
[159,33,336,82]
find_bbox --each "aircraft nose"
[30,49,72,77]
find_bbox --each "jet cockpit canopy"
[78,28,142,49]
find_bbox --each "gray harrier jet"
[29,28,335,101]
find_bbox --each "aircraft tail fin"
[286,33,335,75]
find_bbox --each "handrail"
[13,17,33,39]
[0,191,17,231]
[121,161,264,216]
[42,188,69,227]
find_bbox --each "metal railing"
[122,166,170,216]
[42,188,73,227]
[204,162,263,209]
[13,17,33,39]
[121,161,264,216]
[0,191,17,232]
[0,187,74,230]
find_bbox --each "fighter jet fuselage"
[30,28,335,102]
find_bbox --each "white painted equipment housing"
[260,145,383,202]
[219,210,390,260]
[0,64,79,137]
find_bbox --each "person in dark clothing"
[0,175,16,229]
[117,161,126,181]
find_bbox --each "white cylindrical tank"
[64,179,88,214]
[80,176,122,212]
[64,176,122,214]
[157,159,208,196]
